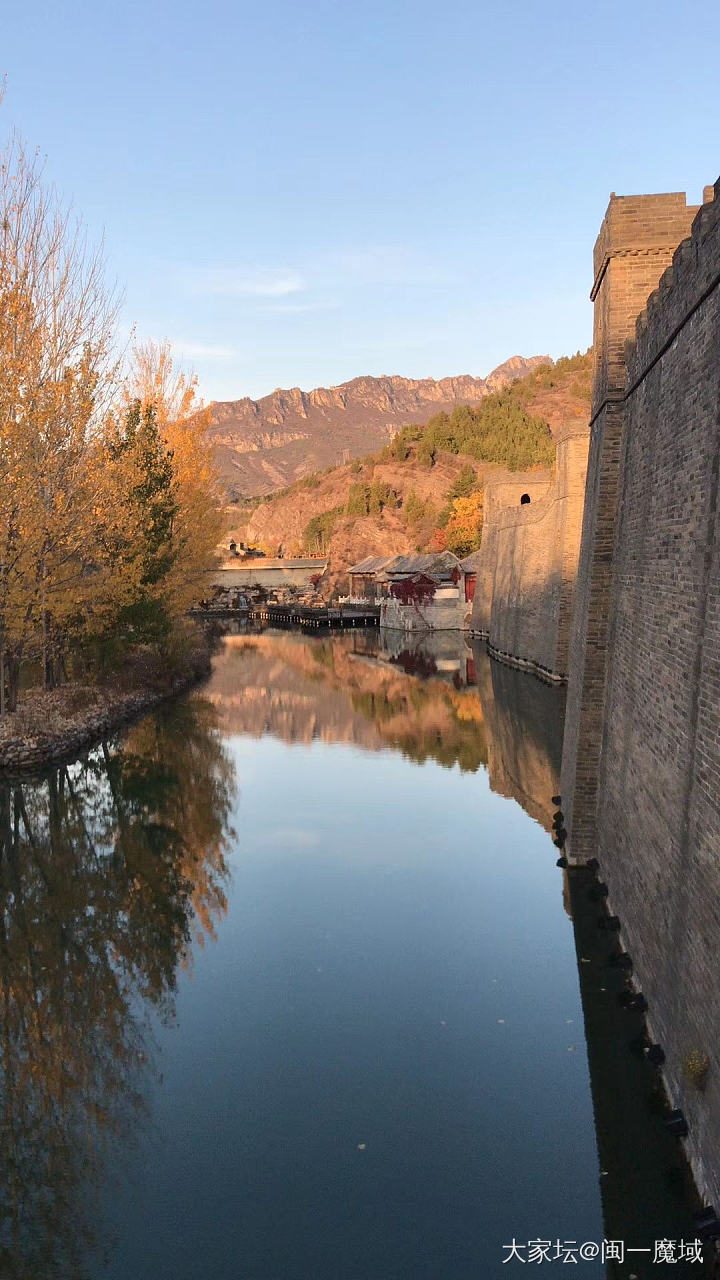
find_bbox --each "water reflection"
[473,646,565,833]
[1,628,711,1276]
[208,628,487,771]
[0,698,234,1279]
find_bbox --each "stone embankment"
[0,648,211,773]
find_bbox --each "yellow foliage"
[0,139,223,710]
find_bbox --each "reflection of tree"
[351,680,486,771]
[211,633,487,772]
[0,696,234,1279]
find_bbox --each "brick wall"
[561,191,702,860]
[472,472,552,636]
[470,432,589,679]
[562,180,720,1203]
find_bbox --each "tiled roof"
[383,551,461,579]
[459,549,484,571]
[348,551,467,578]
[347,554,396,574]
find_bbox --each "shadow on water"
[0,697,235,1280]
[473,643,712,1276]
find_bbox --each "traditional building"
[347,551,479,631]
[347,555,396,600]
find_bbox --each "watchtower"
[560,187,711,862]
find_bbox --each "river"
[0,628,707,1278]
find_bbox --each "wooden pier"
[249,604,380,630]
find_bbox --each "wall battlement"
[631,180,720,370]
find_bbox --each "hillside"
[208,355,552,498]
[226,353,592,589]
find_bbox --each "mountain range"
[207,355,551,498]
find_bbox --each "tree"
[98,399,179,643]
[443,491,484,556]
[448,464,478,500]
[118,341,223,619]
[0,133,119,709]
[346,483,370,516]
[303,507,343,553]
[403,490,425,525]
[368,480,398,514]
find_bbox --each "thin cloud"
[178,244,442,303]
[189,266,305,298]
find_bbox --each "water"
[0,629,707,1278]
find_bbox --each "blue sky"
[2,0,719,403]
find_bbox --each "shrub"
[303,507,343,553]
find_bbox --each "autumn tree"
[98,399,179,643]
[117,340,224,618]
[0,139,223,714]
[0,133,118,709]
[443,491,484,556]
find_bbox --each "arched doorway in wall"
[520,493,531,505]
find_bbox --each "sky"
[2,0,719,404]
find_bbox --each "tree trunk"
[6,656,19,714]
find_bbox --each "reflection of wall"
[562,182,720,1207]
[565,869,707,1260]
[473,645,565,831]
[470,432,589,680]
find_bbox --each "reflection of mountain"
[473,647,565,831]
[208,629,487,771]
[0,698,234,1279]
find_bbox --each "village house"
[347,550,480,632]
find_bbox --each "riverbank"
[0,635,211,772]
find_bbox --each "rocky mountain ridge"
[208,355,551,497]
[226,351,593,583]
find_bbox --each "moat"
[0,628,708,1278]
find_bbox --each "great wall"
[472,178,720,1208]
[470,428,589,681]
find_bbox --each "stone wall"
[471,471,552,636]
[470,432,589,680]
[211,558,327,590]
[380,591,468,633]
[562,180,720,1204]
[561,190,705,859]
